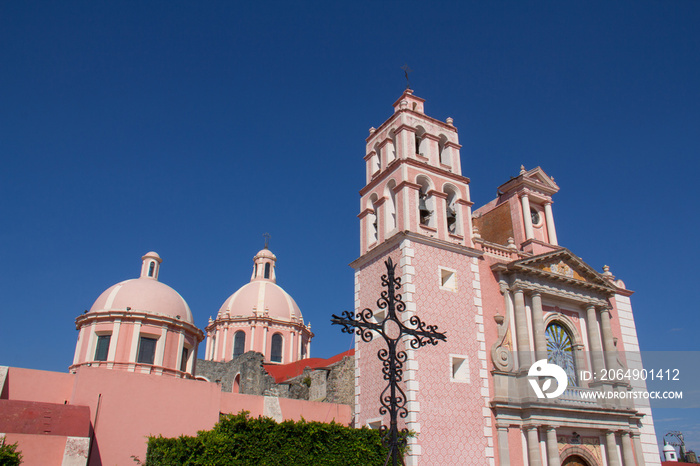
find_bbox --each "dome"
[219,281,301,322]
[90,278,194,324]
[88,251,194,324]
[255,248,276,260]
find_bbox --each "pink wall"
[3,433,68,466]
[1,367,74,403]
[277,397,351,424]
[3,365,353,466]
[69,367,221,466]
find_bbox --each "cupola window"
[546,322,577,386]
[180,347,189,372]
[137,336,157,365]
[94,334,111,361]
[148,261,155,277]
[271,333,283,363]
[264,263,271,279]
[233,331,246,358]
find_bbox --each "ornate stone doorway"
[562,455,591,466]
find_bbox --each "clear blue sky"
[1,0,698,453]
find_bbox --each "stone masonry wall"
[196,352,355,415]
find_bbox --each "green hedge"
[145,412,395,465]
[0,441,23,466]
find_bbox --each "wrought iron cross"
[331,258,446,466]
[263,232,271,249]
[401,64,413,90]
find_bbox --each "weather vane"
[401,64,412,90]
[263,232,271,249]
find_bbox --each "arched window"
[438,134,450,166]
[271,333,283,363]
[388,130,397,162]
[374,143,382,172]
[264,263,271,279]
[417,176,434,227]
[385,180,397,233]
[148,261,155,277]
[415,126,427,156]
[546,322,577,386]
[233,331,246,358]
[233,373,241,393]
[367,194,379,244]
[444,185,460,235]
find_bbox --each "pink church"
[0,89,663,466]
[353,89,661,466]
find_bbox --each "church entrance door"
[562,455,590,466]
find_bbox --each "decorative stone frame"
[559,445,601,466]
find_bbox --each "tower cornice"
[351,230,482,269]
[359,158,471,197]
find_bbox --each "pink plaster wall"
[3,432,69,466]
[509,427,525,466]
[277,397,352,424]
[1,367,74,403]
[410,242,488,463]
[69,367,222,466]
[220,392,265,417]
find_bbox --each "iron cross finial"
[401,64,413,90]
[263,232,271,249]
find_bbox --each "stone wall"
[195,352,355,414]
[196,352,274,395]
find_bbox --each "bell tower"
[359,89,474,253]
[353,90,494,465]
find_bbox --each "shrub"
[145,411,393,465]
[0,441,23,466]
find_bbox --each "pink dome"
[90,277,194,324]
[255,248,276,260]
[219,281,301,322]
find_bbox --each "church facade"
[352,90,660,466]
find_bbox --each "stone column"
[544,202,558,245]
[606,431,621,466]
[545,426,560,466]
[531,292,547,361]
[108,319,121,363]
[631,432,646,466]
[497,426,511,466]
[526,426,543,466]
[513,288,532,369]
[573,344,588,387]
[585,305,605,375]
[521,194,534,240]
[221,325,229,362]
[600,309,618,371]
[620,432,636,466]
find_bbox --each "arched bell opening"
[443,184,461,235]
[417,176,435,228]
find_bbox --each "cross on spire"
[401,64,413,90]
[331,258,446,466]
[263,232,271,249]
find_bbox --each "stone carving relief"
[491,281,514,371]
